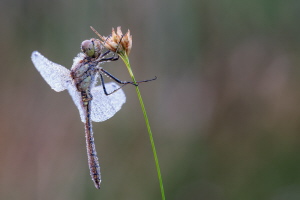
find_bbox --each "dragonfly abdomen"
[82,91,101,189]
[86,135,101,189]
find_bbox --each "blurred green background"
[1,0,300,199]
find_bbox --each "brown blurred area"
[1,0,300,199]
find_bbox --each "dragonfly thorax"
[71,58,99,92]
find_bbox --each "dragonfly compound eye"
[81,40,95,58]
[92,39,102,58]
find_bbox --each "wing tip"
[31,51,41,60]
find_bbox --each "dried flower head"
[90,26,132,55]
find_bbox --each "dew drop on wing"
[31,51,72,92]
[90,82,126,122]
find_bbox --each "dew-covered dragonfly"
[31,38,152,189]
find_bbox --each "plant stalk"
[119,53,165,200]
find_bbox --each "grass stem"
[120,53,165,200]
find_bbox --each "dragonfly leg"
[100,73,127,95]
[98,54,119,62]
[101,68,138,86]
[100,50,111,57]
[100,69,157,95]
[101,68,157,86]
[98,49,119,61]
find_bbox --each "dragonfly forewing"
[31,51,72,92]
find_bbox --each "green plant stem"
[120,53,165,200]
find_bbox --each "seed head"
[90,26,132,56]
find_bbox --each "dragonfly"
[31,38,154,189]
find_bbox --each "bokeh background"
[1,0,300,199]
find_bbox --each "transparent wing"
[91,82,126,122]
[31,51,71,92]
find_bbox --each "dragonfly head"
[81,39,102,59]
